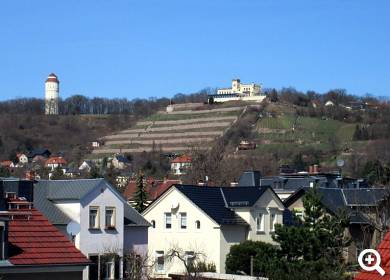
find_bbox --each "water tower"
[45,73,59,115]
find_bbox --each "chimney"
[313,165,319,174]
[309,165,314,174]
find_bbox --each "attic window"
[195,220,200,229]
[151,220,156,228]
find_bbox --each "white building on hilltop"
[45,73,60,115]
[209,78,266,103]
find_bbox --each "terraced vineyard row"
[92,106,245,155]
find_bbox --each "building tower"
[45,73,59,115]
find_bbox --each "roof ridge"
[219,188,228,207]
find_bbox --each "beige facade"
[143,186,284,277]
[217,79,261,96]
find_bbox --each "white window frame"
[105,260,115,280]
[180,212,187,229]
[165,213,172,229]
[89,206,100,229]
[105,207,116,229]
[270,212,277,232]
[256,213,265,232]
[155,251,165,273]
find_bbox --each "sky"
[1,0,389,101]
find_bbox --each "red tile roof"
[0,160,13,167]
[8,208,90,266]
[46,73,59,83]
[171,155,192,164]
[355,231,390,279]
[45,157,67,166]
[124,179,181,201]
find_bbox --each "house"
[0,178,90,280]
[142,184,285,277]
[92,139,104,148]
[325,100,335,107]
[283,187,390,263]
[238,170,370,201]
[16,152,28,164]
[34,179,150,280]
[124,178,181,206]
[28,148,51,161]
[79,160,96,172]
[209,79,266,103]
[354,229,390,279]
[45,156,68,171]
[111,155,131,170]
[0,160,15,168]
[171,155,192,175]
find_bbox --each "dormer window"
[5,192,16,199]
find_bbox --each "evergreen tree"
[270,188,350,280]
[50,166,66,180]
[133,170,148,213]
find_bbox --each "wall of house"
[124,226,148,256]
[143,188,222,277]
[234,189,284,244]
[219,225,248,273]
[79,185,125,280]
[55,201,81,247]
[4,271,83,280]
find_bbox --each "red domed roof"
[45,73,59,83]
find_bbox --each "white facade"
[143,186,284,277]
[17,154,28,164]
[217,79,261,96]
[171,162,191,175]
[45,73,59,115]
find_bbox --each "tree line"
[0,91,209,116]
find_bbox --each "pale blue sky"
[1,0,389,100]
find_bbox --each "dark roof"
[175,185,247,225]
[342,188,389,206]
[34,179,149,226]
[115,155,130,163]
[238,171,261,187]
[284,187,390,224]
[27,149,51,158]
[173,185,280,226]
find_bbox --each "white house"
[209,79,266,103]
[34,179,150,280]
[170,155,192,175]
[16,153,28,164]
[142,185,285,277]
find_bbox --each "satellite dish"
[66,221,81,236]
[171,200,179,210]
[336,159,345,167]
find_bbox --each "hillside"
[0,114,136,163]
[93,104,245,155]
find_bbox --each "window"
[256,213,264,232]
[88,255,99,280]
[105,260,115,279]
[195,220,200,229]
[105,207,116,229]
[270,213,277,232]
[89,206,100,229]
[165,213,171,229]
[155,251,164,272]
[185,251,195,267]
[180,213,187,229]
[151,220,156,228]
